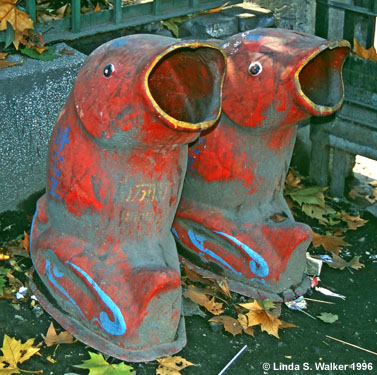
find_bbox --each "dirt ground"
[0,170,376,375]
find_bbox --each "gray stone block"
[179,13,238,39]
[222,2,274,31]
[0,43,86,213]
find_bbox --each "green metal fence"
[2,0,236,43]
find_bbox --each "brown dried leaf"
[183,264,211,285]
[214,278,232,298]
[0,52,8,59]
[2,238,30,258]
[209,315,242,336]
[0,60,17,69]
[21,232,30,254]
[270,212,288,223]
[93,3,101,12]
[285,169,303,188]
[312,232,350,255]
[353,38,377,63]
[204,297,224,315]
[182,288,211,306]
[326,254,365,271]
[59,48,74,55]
[42,322,76,346]
[340,211,368,230]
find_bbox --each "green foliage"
[74,352,134,375]
[19,46,60,61]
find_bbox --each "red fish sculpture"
[29,34,226,361]
[173,29,350,302]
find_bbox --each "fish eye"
[103,64,115,78]
[248,62,262,76]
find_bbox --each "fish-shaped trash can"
[29,34,226,361]
[173,28,350,302]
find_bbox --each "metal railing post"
[72,0,81,33]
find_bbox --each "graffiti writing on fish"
[120,180,170,202]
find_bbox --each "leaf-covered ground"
[0,169,376,375]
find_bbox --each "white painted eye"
[248,61,262,76]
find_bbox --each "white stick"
[218,345,248,375]
[326,335,377,356]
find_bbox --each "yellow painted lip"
[144,42,226,131]
[294,39,351,115]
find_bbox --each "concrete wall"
[0,44,86,213]
[246,0,316,34]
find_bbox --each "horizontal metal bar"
[317,0,377,17]
[0,0,241,43]
[328,135,377,160]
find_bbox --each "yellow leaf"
[237,313,254,336]
[0,0,34,33]
[240,300,295,338]
[312,232,350,255]
[209,315,242,336]
[156,356,194,375]
[0,335,41,374]
[93,3,101,12]
[353,38,377,63]
[199,1,230,14]
[42,322,76,347]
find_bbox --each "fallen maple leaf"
[0,0,34,49]
[182,287,224,315]
[237,313,254,336]
[209,315,243,336]
[286,186,327,207]
[203,297,224,315]
[326,254,365,271]
[42,322,76,346]
[239,300,295,339]
[0,334,41,374]
[74,351,134,374]
[312,232,350,255]
[301,203,336,224]
[156,356,194,375]
[353,38,377,63]
[339,211,368,230]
